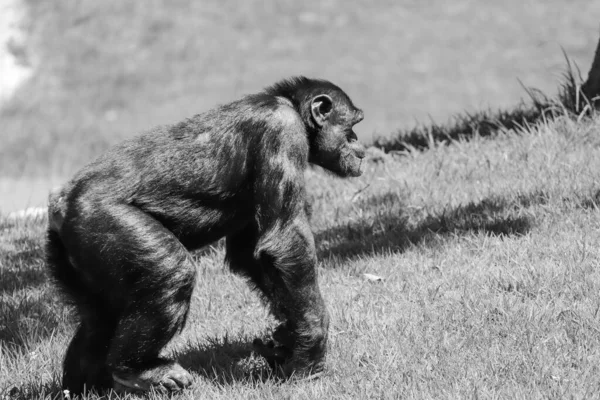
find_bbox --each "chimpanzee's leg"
[63,203,196,392]
[62,317,116,395]
[47,228,116,395]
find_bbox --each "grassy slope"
[2,0,600,178]
[2,113,600,399]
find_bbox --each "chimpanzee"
[46,76,366,395]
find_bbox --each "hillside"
[2,112,600,399]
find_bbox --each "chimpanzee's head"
[265,77,367,177]
[307,90,366,177]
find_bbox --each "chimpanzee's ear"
[310,95,333,127]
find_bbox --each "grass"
[373,53,593,153]
[3,111,600,398]
[3,1,600,398]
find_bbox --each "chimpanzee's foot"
[281,357,326,381]
[279,318,328,380]
[253,323,326,381]
[252,341,325,381]
[253,320,296,370]
[112,359,192,393]
[252,337,292,370]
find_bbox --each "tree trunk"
[581,33,600,106]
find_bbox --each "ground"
[2,1,600,399]
[2,113,600,399]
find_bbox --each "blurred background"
[1,0,599,211]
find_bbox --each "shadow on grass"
[0,226,62,350]
[0,247,47,294]
[316,191,547,260]
[2,380,63,400]
[575,189,600,210]
[0,291,61,350]
[178,336,276,386]
[0,218,48,294]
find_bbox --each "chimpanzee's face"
[309,94,366,177]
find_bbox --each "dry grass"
[3,112,600,399]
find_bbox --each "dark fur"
[46,77,365,395]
